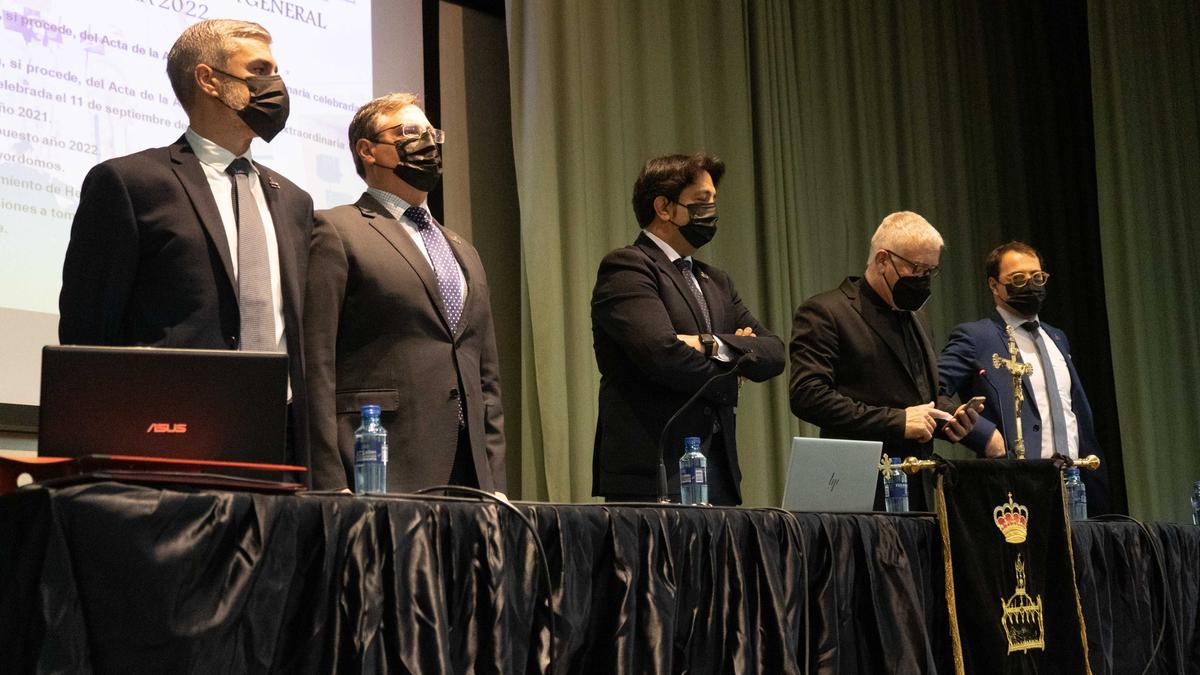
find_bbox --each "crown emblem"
[993,492,1029,544]
[1000,555,1045,653]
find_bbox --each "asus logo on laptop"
[146,423,188,434]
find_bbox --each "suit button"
[1032,424,1041,432]
[450,388,460,399]
[702,406,712,416]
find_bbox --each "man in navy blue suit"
[939,241,1110,515]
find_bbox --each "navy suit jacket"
[938,310,1110,515]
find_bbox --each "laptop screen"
[38,345,288,465]
[781,436,883,512]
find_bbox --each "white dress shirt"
[184,128,286,355]
[366,187,468,305]
[643,230,731,362]
[996,305,1079,458]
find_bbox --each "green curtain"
[1088,0,1200,523]
[505,0,1020,505]
[505,0,762,502]
[506,0,1191,516]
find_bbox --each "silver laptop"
[781,437,883,512]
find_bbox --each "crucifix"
[992,324,1034,459]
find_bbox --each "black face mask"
[388,131,443,192]
[891,274,932,311]
[1004,283,1046,316]
[674,201,718,249]
[211,67,290,142]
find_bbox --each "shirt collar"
[858,275,904,313]
[643,230,689,265]
[185,127,255,174]
[366,187,429,222]
[996,304,1039,328]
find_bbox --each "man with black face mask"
[939,241,1110,515]
[304,93,507,495]
[60,19,316,473]
[590,153,785,506]
[789,211,982,511]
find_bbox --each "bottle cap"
[890,457,902,465]
[683,436,701,451]
[1066,467,1081,477]
[361,404,381,417]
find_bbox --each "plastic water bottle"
[354,404,388,495]
[679,436,708,506]
[884,457,909,513]
[1065,467,1087,521]
[1191,480,1200,526]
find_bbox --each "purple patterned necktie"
[404,206,463,332]
[405,205,466,428]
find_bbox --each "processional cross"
[992,324,1034,460]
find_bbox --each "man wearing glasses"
[789,211,981,511]
[304,93,507,494]
[938,241,1109,514]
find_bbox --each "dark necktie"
[225,158,276,352]
[404,206,464,332]
[674,258,712,332]
[404,205,465,428]
[1022,321,1070,457]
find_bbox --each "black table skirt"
[1,483,1195,674]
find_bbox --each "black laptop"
[39,345,289,465]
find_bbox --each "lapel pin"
[267,177,280,189]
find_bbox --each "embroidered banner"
[935,459,1090,674]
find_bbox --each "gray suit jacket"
[304,192,506,492]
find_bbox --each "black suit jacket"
[304,193,506,493]
[591,233,785,503]
[59,136,314,471]
[789,277,956,510]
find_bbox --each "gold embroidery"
[993,492,1030,544]
[1000,554,1045,653]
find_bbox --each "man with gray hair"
[788,211,982,510]
[60,19,315,471]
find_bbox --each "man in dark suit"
[304,93,506,494]
[789,211,982,511]
[591,153,785,506]
[939,241,1110,515]
[59,19,314,469]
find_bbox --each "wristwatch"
[699,333,717,358]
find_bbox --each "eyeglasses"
[373,123,445,144]
[1004,271,1050,288]
[885,249,941,278]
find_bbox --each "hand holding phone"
[965,395,986,413]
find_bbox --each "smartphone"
[965,395,986,412]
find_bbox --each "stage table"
[1,482,1195,673]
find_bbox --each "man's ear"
[653,196,673,222]
[355,138,376,168]
[194,63,221,100]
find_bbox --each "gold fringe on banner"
[1060,478,1094,674]
[935,474,966,675]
